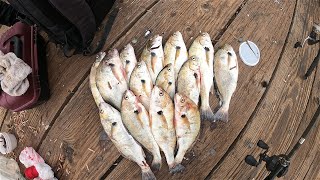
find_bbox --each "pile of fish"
[89,32,238,180]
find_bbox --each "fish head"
[151,85,170,107]
[135,61,149,74]
[174,93,197,116]
[221,44,236,56]
[169,31,184,45]
[161,63,174,80]
[95,52,106,63]
[101,49,122,68]
[122,90,137,105]
[98,102,116,120]
[197,32,213,50]
[188,56,201,71]
[147,35,163,50]
[121,44,136,71]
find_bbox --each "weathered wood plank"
[0,0,157,158]
[0,108,8,129]
[37,0,249,179]
[106,0,297,179]
[208,0,319,179]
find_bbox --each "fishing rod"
[245,104,320,180]
[245,23,320,180]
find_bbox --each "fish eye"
[124,96,129,100]
[192,57,195,60]
[168,82,172,85]
[180,98,185,103]
[159,91,164,96]
[100,109,104,114]
[168,68,171,72]
[126,60,130,64]
[137,63,142,68]
[109,63,115,67]
[181,114,186,118]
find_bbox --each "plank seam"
[212,0,249,45]
[35,0,161,151]
[99,156,124,180]
[0,109,9,129]
[204,0,299,178]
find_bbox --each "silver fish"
[171,93,201,173]
[120,43,137,83]
[177,56,201,105]
[121,90,162,171]
[96,49,128,110]
[189,32,215,121]
[149,86,176,170]
[89,54,156,180]
[163,31,188,80]
[213,44,238,122]
[140,35,164,84]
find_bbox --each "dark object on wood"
[304,49,320,79]
[0,22,50,111]
[8,0,117,56]
[245,104,320,180]
[0,1,21,26]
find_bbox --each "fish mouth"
[149,35,162,49]
[199,33,211,46]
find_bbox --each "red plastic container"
[0,22,49,111]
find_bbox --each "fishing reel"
[245,140,290,180]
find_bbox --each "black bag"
[8,0,117,56]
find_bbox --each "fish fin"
[151,160,162,172]
[169,164,185,174]
[141,168,156,180]
[151,53,157,73]
[161,115,169,129]
[200,106,215,121]
[210,84,214,94]
[175,46,181,65]
[213,106,229,122]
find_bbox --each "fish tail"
[151,153,162,171]
[141,168,156,180]
[200,105,215,121]
[169,163,185,174]
[213,105,229,122]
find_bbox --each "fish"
[129,61,153,111]
[120,43,137,83]
[89,53,156,180]
[213,44,238,122]
[96,49,128,110]
[189,32,215,121]
[149,86,176,170]
[121,90,162,171]
[176,56,201,105]
[140,35,164,84]
[171,93,201,173]
[163,31,188,80]
[155,63,175,99]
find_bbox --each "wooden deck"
[1,0,319,179]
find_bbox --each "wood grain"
[208,0,319,179]
[0,0,157,159]
[105,0,297,179]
